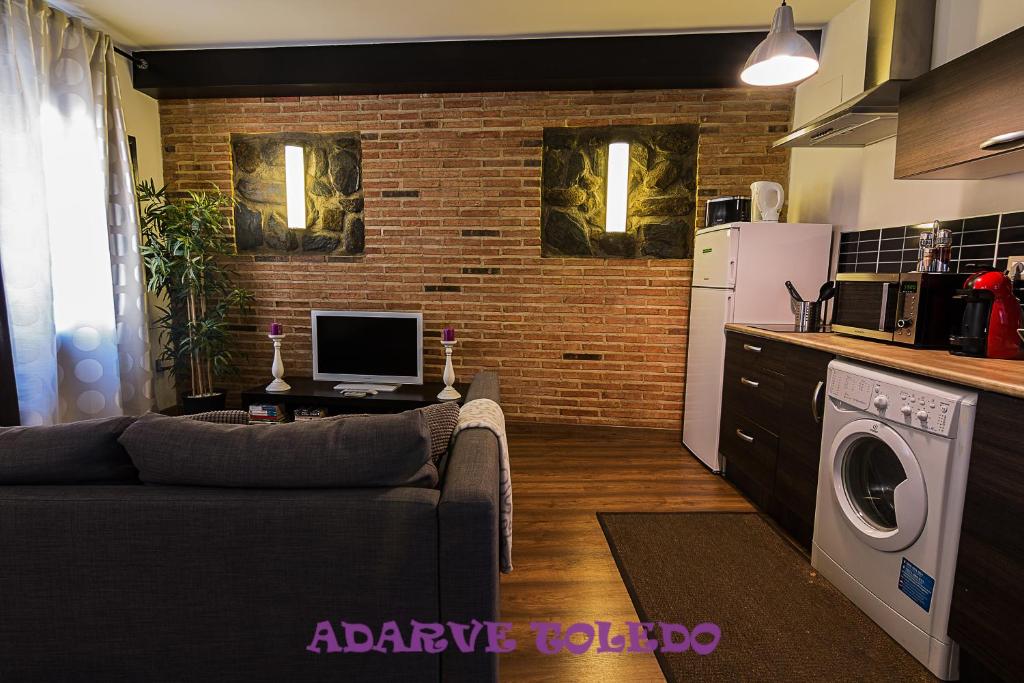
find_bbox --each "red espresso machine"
[950,270,1024,360]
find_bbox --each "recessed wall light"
[605,142,630,233]
[284,145,306,229]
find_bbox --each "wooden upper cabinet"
[895,26,1024,180]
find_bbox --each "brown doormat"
[598,512,935,682]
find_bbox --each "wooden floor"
[499,424,753,682]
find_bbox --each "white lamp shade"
[741,3,819,86]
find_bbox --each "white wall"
[788,0,1024,231]
[116,55,175,409]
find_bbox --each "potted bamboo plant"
[137,180,253,413]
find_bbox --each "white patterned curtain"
[0,0,153,425]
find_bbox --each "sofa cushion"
[419,402,460,463]
[119,411,437,489]
[0,416,138,483]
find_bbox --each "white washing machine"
[812,360,977,680]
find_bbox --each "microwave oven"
[705,196,751,227]
[832,272,964,347]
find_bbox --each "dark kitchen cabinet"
[720,331,832,549]
[948,391,1024,682]
[896,26,1024,180]
[774,345,833,549]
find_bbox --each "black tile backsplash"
[836,212,1024,275]
[999,226,1024,243]
[960,229,997,246]
[1001,211,1024,228]
[964,214,999,231]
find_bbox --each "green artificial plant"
[137,180,253,398]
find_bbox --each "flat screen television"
[311,310,423,385]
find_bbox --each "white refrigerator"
[682,222,833,472]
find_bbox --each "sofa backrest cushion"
[119,411,437,489]
[0,416,138,483]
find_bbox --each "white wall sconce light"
[605,142,630,233]
[284,145,306,229]
[741,1,819,86]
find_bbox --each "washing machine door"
[828,419,927,552]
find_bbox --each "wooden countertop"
[725,323,1024,399]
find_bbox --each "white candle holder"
[437,340,461,400]
[266,334,291,392]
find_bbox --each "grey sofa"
[0,372,501,682]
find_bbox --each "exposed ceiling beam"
[132,31,822,99]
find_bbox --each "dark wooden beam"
[132,31,821,99]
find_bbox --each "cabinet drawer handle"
[740,377,760,388]
[980,130,1024,151]
[736,428,755,443]
[742,343,762,353]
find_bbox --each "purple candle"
[269,322,283,336]
[442,326,456,342]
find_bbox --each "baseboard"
[506,420,678,441]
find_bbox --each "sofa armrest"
[464,370,500,403]
[438,427,500,682]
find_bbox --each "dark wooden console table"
[240,377,469,416]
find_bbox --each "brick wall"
[158,88,793,429]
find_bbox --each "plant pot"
[181,390,227,415]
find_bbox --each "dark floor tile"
[880,227,906,241]
[961,229,998,246]
[1000,211,1024,228]
[963,214,1000,231]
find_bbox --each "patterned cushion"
[418,401,461,463]
[184,410,250,425]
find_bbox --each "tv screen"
[311,311,423,384]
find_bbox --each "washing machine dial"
[916,409,929,422]
[901,405,913,417]
[873,395,889,410]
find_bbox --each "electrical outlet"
[1008,255,1024,280]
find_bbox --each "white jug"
[751,181,785,222]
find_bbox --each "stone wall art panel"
[541,124,698,259]
[231,132,364,255]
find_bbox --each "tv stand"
[332,382,401,393]
[240,377,468,416]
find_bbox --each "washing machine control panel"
[828,369,958,437]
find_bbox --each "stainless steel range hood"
[773,0,935,149]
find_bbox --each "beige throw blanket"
[452,398,513,573]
